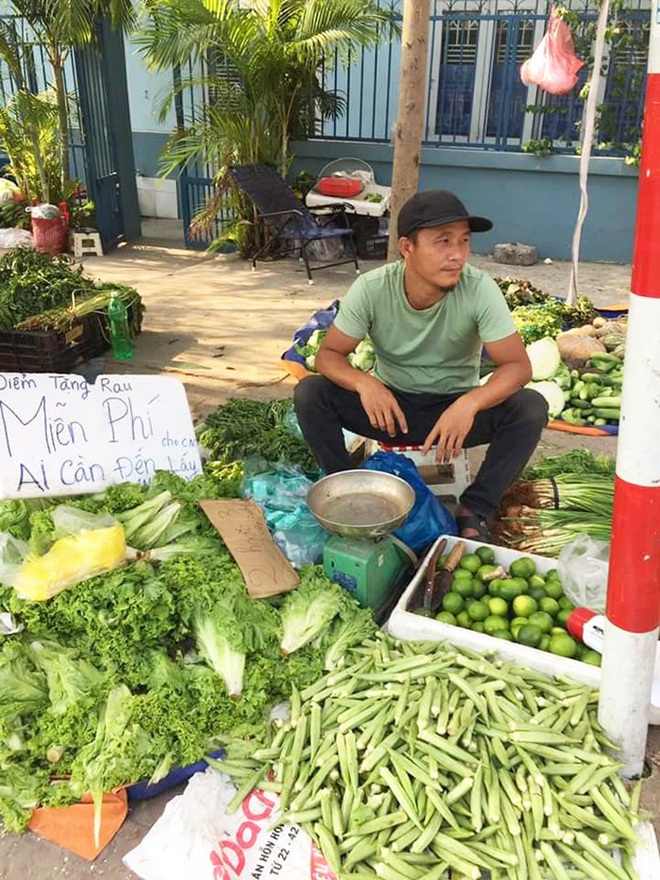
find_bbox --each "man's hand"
[356,374,408,438]
[422,396,478,462]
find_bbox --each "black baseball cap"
[397,190,493,238]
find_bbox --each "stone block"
[492,242,538,266]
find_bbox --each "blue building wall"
[290,140,639,264]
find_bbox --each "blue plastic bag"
[281,300,339,366]
[362,451,457,553]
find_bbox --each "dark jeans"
[293,376,548,519]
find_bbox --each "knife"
[424,540,467,614]
[421,538,447,612]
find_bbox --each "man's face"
[399,219,471,290]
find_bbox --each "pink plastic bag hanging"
[520,5,584,96]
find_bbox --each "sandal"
[455,514,493,544]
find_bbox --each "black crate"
[356,232,388,260]
[0,303,142,373]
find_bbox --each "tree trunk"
[387,0,431,262]
[51,56,71,195]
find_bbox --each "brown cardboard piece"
[198,499,299,598]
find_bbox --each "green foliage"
[137,0,396,256]
[0,89,61,204]
[522,137,554,157]
[511,301,565,345]
[198,398,317,471]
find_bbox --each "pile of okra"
[217,634,644,880]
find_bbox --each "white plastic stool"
[377,442,471,503]
[70,230,103,258]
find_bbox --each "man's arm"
[422,332,531,460]
[316,326,408,437]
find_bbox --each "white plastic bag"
[0,228,34,249]
[557,534,609,613]
[123,767,335,880]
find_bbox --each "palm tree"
[137,0,397,252]
[3,0,135,192]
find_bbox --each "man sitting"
[294,189,548,541]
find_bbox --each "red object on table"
[316,176,364,198]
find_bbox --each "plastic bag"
[0,227,34,249]
[281,300,339,367]
[557,534,609,613]
[124,767,334,880]
[520,6,584,95]
[0,506,126,602]
[243,465,328,569]
[362,451,457,553]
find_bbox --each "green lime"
[528,611,554,634]
[435,611,457,625]
[544,580,564,600]
[467,601,489,622]
[539,597,560,618]
[510,557,537,579]
[556,608,573,627]
[484,615,509,635]
[476,546,496,565]
[488,578,504,597]
[459,553,482,574]
[488,597,509,618]
[516,624,543,648]
[558,596,576,611]
[548,633,578,658]
[471,580,487,600]
[528,586,547,602]
[442,593,464,615]
[456,610,473,629]
[477,563,500,582]
[528,574,546,589]
[453,579,474,600]
[512,595,538,618]
[545,568,560,581]
[540,634,551,651]
[471,621,485,634]
[499,578,526,602]
[452,567,473,581]
[582,650,602,667]
[493,629,513,641]
[551,626,567,635]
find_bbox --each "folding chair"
[228,164,360,284]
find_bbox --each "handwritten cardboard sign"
[199,499,299,598]
[0,372,202,499]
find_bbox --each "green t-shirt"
[333,261,516,395]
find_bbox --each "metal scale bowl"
[307,470,415,617]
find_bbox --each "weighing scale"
[307,470,416,621]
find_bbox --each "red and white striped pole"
[597,6,660,778]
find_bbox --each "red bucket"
[31,213,69,256]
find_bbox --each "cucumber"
[591,397,621,408]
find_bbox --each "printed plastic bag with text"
[362,451,457,553]
[520,6,584,95]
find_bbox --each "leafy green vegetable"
[0,639,47,720]
[279,567,350,656]
[511,301,564,345]
[29,640,105,717]
[198,398,316,471]
[322,607,377,671]
[523,450,616,480]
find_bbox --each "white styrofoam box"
[137,187,156,218]
[135,177,179,219]
[154,189,178,219]
[387,535,660,724]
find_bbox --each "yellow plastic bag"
[0,506,126,601]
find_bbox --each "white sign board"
[0,373,203,499]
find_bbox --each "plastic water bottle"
[107,292,133,360]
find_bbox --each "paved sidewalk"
[0,226,656,879]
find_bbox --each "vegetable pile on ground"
[495,277,598,345]
[0,248,142,333]
[294,328,375,373]
[494,451,616,556]
[198,397,317,472]
[413,543,601,663]
[219,633,645,879]
[0,468,376,836]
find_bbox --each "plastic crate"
[355,232,388,260]
[0,302,142,373]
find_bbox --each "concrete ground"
[0,219,657,878]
